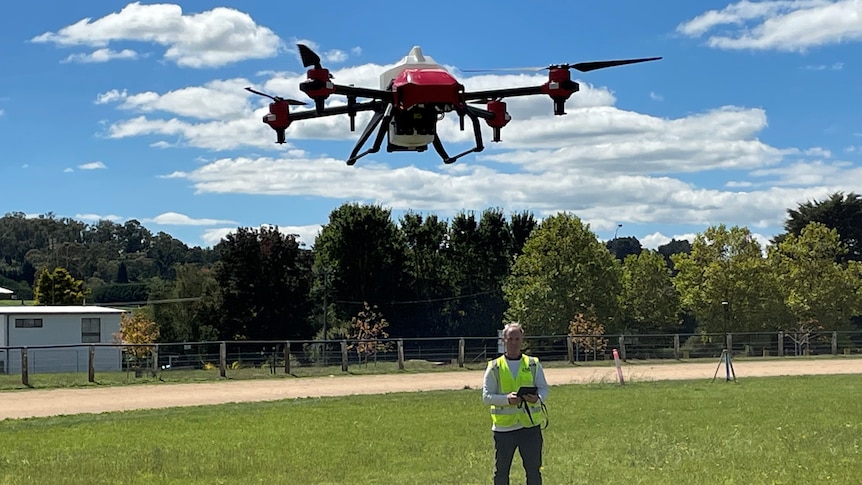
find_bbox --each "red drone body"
[246,44,661,165]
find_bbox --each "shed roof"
[0,287,13,294]
[0,306,125,315]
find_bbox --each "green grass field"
[1,374,860,484]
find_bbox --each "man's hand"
[507,392,520,405]
[523,393,539,404]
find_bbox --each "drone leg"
[347,105,392,166]
[433,112,485,164]
[432,136,452,163]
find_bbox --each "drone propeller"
[462,57,662,73]
[297,44,322,69]
[245,87,307,105]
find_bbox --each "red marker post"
[612,348,625,385]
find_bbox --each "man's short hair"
[502,322,525,338]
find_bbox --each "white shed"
[0,306,125,374]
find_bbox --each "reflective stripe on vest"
[488,355,541,428]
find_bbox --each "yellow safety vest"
[488,355,544,428]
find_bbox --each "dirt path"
[3,358,862,420]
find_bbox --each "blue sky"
[2,1,860,250]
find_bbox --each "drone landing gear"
[432,109,485,164]
[346,108,392,166]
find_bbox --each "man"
[482,322,549,485]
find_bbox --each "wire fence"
[2,330,861,387]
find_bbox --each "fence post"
[284,341,291,374]
[219,341,227,378]
[341,340,348,372]
[397,339,404,370]
[831,332,838,355]
[618,336,626,362]
[458,338,465,367]
[21,348,29,387]
[777,331,784,357]
[88,345,95,383]
[151,344,159,376]
[673,334,680,360]
[566,336,574,364]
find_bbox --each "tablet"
[516,386,538,397]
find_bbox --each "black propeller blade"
[245,87,307,105]
[561,57,663,72]
[461,57,662,73]
[297,44,322,69]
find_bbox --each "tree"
[446,209,516,337]
[568,308,608,361]
[33,267,90,305]
[503,213,621,336]
[768,223,862,331]
[348,302,392,365]
[314,203,407,333]
[115,262,129,283]
[114,310,160,364]
[672,225,788,335]
[213,226,313,340]
[607,236,642,261]
[778,192,862,262]
[508,210,537,258]
[657,238,691,275]
[620,250,681,333]
[399,212,456,337]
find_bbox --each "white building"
[0,306,125,374]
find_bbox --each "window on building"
[14,318,43,328]
[82,318,101,343]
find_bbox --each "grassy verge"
[1,375,860,484]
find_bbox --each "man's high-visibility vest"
[488,354,544,428]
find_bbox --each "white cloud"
[801,61,845,70]
[62,48,138,63]
[199,224,320,248]
[96,78,254,120]
[324,49,348,63]
[144,211,236,226]
[640,232,696,250]
[63,168,74,173]
[649,91,664,101]
[201,227,234,247]
[31,3,282,68]
[78,161,107,170]
[279,224,322,248]
[75,213,124,223]
[677,0,862,52]
[0,109,4,116]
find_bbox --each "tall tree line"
[4,191,862,341]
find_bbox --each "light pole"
[611,224,623,258]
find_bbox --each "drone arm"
[288,101,382,121]
[333,84,394,102]
[463,85,543,101]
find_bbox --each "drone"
[246,44,661,165]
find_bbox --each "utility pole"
[319,267,330,365]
